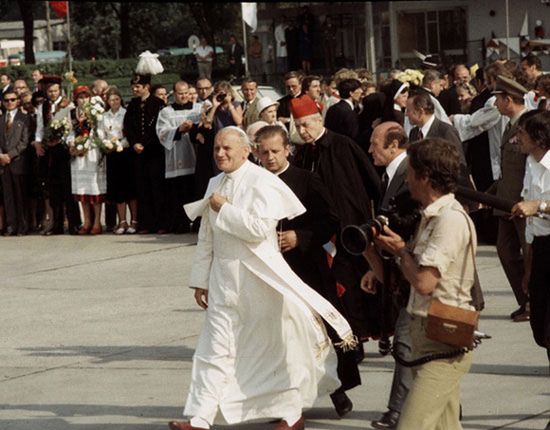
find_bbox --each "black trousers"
[166,174,195,233]
[47,146,80,232]
[1,169,28,234]
[529,235,550,350]
[135,154,167,231]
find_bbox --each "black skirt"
[106,148,137,203]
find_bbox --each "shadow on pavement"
[17,345,196,363]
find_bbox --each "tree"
[17,0,35,64]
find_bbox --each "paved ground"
[0,234,548,430]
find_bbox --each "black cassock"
[278,164,360,392]
[292,129,383,341]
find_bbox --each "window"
[397,8,466,65]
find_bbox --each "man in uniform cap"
[492,75,531,322]
[123,72,167,234]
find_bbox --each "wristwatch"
[538,200,547,216]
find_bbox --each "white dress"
[69,109,106,197]
[183,161,340,425]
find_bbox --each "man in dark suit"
[255,124,361,418]
[227,35,244,80]
[289,95,382,345]
[324,78,362,141]
[438,64,470,116]
[492,75,530,322]
[0,90,30,235]
[277,71,303,130]
[366,122,420,429]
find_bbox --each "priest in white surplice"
[169,127,356,430]
[156,80,202,232]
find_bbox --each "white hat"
[256,96,279,114]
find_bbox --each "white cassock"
[156,103,202,179]
[183,160,347,425]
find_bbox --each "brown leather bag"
[425,210,480,349]
[426,299,479,348]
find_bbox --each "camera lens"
[216,93,226,102]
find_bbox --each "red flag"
[50,1,68,19]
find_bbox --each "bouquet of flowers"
[395,69,425,87]
[82,96,105,129]
[43,117,71,146]
[97,136,124,154]
[72,132,92,157]
[64,71,78,85]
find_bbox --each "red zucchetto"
[289,95,322,119]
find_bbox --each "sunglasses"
[3,98,17,102]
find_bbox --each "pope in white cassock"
[169,127,356,430]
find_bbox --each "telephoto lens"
[340,215,389,255]
[216,92,227,102]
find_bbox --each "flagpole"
[242,12,250,78]
[66,0,72,73]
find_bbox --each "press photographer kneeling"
[363,138,477,430]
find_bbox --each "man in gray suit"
[0,89,30,235]
[366,122,420,429]
[492,75,530,322]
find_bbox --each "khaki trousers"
[397,316,472,430]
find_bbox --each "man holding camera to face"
[363,138,477,430]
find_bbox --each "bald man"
[367,122,420,429]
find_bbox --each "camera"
[215,92,227,102]
[340,215,389,256]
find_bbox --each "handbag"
[425,210,480,349]
[426,299,479,348]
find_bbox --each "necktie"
[5,112,12,132]
[381,171,389,194]
[417,128,424,140]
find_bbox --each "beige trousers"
[397,316,472,430]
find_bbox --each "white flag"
[241,2,257,32]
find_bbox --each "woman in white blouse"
[102,88,138,234]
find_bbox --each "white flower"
[91,108,97,116]
[96,114,103,121]
[84,141,90,149]
[105,142,114,150]
[76,144,83,151]
[116,145,123,152]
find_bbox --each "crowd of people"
[1,49,549,430]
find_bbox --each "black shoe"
[371,409,400,429]
[330,391,353,417]
[510,305,526,319]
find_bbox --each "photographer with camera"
[363,138,477,430]
[364,122,420,429]
[195,81,243,198]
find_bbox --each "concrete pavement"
[0,234,548,429]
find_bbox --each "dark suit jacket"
[438,85,461,116]
[324,99,359,141]
[0,110,30,175]
[409,116,466,165]
[123,94,165,159]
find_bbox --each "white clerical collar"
[275,161,290,176]
[344,98,354,110]
[393,103,402,111]
[225,159,250,180]
[385,151,407,184]
[421,114,436,138]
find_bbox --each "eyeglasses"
[3,98,17,102]
[197,86,212,91]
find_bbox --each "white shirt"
[522,150,550,243]
[34,96,66,142]
[101,107,128,147]
[344,98,354,111]
[195,45,213,63]
[386,151,407,185]
[274,24,288,57]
